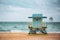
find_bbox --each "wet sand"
[0,32,60,40]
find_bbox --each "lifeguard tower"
[28,14,47,34]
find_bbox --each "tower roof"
[28,14,47,18]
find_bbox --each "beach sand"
[0,32,60,40]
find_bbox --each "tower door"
[33,18,42,28]
[33,18,39,28]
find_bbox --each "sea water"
[0,22,60,33]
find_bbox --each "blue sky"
[0,0,60,22]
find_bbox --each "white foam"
[10,30,28,33]
[47,32,60,33]
[0,30,60,33]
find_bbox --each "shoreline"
[0,31,60,33]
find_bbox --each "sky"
[0,0,60,22]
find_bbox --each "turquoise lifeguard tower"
[28,14,47,34]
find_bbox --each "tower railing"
[28,22,47,28]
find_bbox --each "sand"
[0,32,60,40]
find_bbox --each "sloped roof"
[28,14,47,18]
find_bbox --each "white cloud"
[0,0,60,22]
[0,5,37,22]
[0,5,60,22]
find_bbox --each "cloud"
[0,5,37,22]
[0,0,60,22]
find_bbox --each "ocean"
[0,22,60,33]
